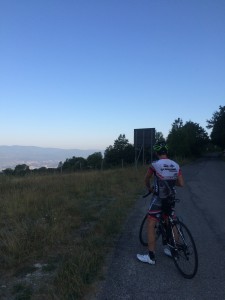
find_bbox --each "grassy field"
[0,165,147,299]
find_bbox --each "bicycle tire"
[139,215,161,247]
[171,221,198,279]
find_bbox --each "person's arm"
[145,166,154,192]
[176,170,184,187]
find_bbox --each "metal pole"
[151,129,153,162]
[143,130,145,165]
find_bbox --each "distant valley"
[0,145,102,171]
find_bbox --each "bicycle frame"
[159,213,183,253]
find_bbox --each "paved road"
[87,157,225,300]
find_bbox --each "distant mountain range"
[0,145,102,171]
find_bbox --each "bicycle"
[139,192,198,279]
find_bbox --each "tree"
[33,167,48,174]
[207,105,225,149]
[182,121,209,156]
[87,152,103,169]
[155,131,165,142]
[57,161,63,173]
[14,164,30,176]
[167,118,209,157]
[104,134,135,166]
[167,118,186,157]
[62,156,87,171]
[2,168,14,175]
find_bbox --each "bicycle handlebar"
[142,191,151,198]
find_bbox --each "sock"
[149,251,155,260]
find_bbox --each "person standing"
[137,141,184,264]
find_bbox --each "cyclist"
[137,141,184,265]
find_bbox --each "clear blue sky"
[1,0,225,150]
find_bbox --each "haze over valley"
[0,146,101,171]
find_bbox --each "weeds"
[0,166,146,299]
[12,283,32,300]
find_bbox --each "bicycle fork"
[165,220,182,259]
[170,222,190,260]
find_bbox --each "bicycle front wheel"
[139,215,161,247]
[172,221,198,279]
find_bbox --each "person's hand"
[148,186,154,193]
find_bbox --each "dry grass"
[0,166,146,299]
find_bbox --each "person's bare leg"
[147,217,157,252]
[136,217,157,264]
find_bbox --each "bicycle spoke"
[172,221,198,279]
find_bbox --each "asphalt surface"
[88,156,225,300]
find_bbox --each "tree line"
[2,105,225,176]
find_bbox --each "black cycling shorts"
[148,195,175,220]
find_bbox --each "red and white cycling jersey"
[148,158,182,198]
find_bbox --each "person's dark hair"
[153,141,168,155]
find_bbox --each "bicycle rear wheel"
[139,215,161,247]
[172,221,198,279]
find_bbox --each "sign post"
[134,128,155,166]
